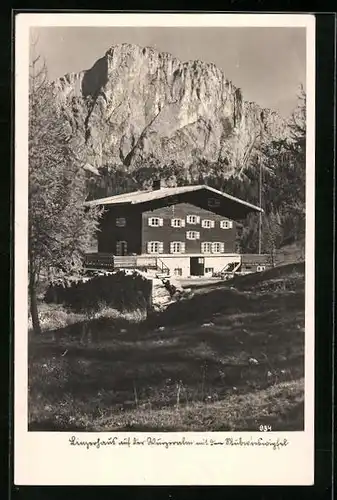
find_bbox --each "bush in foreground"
[44,271,152,315]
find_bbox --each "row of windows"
[147,241,226,254]
[148,216,233,229]
[201,242,225,253]
[115,216,233,229]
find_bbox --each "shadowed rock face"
[52,43,290,172]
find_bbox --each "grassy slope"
[276,239,305,265]
[28,263,305,432]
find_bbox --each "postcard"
[14,12,315,485]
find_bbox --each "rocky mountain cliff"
[53,43,290,177]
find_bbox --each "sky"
[31,26,306,118]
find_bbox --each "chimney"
[152,179,162,190]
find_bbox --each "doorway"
[190,257,205,276]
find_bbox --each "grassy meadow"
[28,262,305,432]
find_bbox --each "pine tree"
[262,210,283,265]
[28,54,103,334]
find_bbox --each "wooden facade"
[97,205,142,254]
[142,202,236,255]
[86,183,263,277]
[96,202,236,256]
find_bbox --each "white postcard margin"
[14,13,316,486]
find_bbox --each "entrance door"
[190,257,205,276]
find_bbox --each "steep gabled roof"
[85,184,263,219]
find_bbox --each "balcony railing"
[84,253,163,272]
[84,253,114,270]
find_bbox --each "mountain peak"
[53,43,289,173]
[105,42,178,61]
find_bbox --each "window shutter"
[171,219,175,227]
[159,218,164,226]
[181,242,186,253]
[220,243,225,253]
[170,242,174,253]
[181,219,186,227]
[211,220,215,228]
[229,221,233,229]
[159,242,164,253]
[196,216,200,224]
[196,231,200,240]
[147,242,152,253]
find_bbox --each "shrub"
[44,271,152,315]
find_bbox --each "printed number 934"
[259,425,272,432]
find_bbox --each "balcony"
[84,253,169,274]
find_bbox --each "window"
[170,241,186,254]
[171,218,185,228]
[212,242,225,253]
[116,241,127,256]
[220,220,233,229]
[147,241,164,254]
[257,265,266,272]
[205,267,214,274]
[201,242,212,253]
[186,215,200,224]
[174,268,183,277]
[201,219,215,229]
[208,198,221,208]
[186,231,200,240]
[148,217,163,227]
[115,217,126,227]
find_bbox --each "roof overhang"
[85,185,263,220]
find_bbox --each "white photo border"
[14,13,315,486]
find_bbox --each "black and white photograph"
[15,13,315,486]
